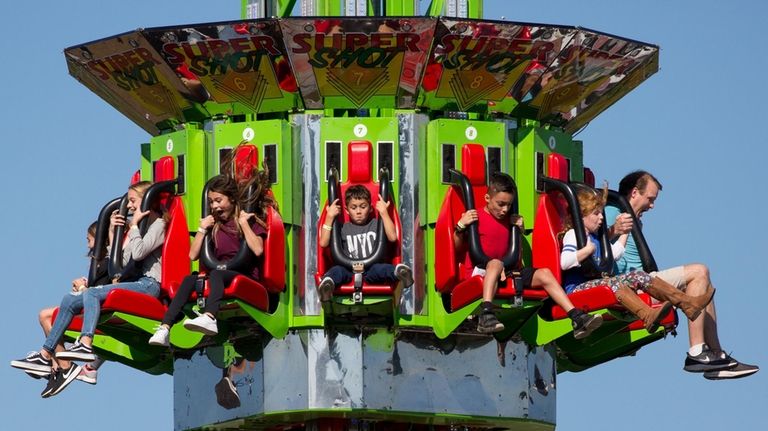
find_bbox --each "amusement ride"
[55,0,667,429]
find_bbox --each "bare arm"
[376,195,398,242]
[319,199,341,248]
[189,215,215,261]
[453,209,477,249]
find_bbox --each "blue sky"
[1,1,766,430]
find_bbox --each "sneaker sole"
[48,365,82,397]
[477,323,505,334]
[25,370,50,380]
[573,314,604,340]
[148,336,170,347]
[683,361,737,373]
[76,375,97,385]
[703,367,759,380]
[55,351,96,362]
[10,360,52,373]
[183,321,219,336]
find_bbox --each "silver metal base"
[173,329,556,430]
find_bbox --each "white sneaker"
[183,314,218,336]
[76,365,98,385]
[148,326,170,346]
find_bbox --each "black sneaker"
[477,312,505,334]
[572,312,604,340]
[215,376,241,409]
[683,345,738,372]
[10,351,52,374]
[703,361,759,380]
[41,364,81,398]
[56,341,96,362]
[25,370,50,380]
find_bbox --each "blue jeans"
[324,263,398,286]
[43,277,160,353]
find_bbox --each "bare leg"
[482,260,504,302]
[531,268,574,312]
[682,264,720,349]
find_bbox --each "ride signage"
[280,18,435,109]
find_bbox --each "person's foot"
[183,314,218,336]
[76,364,98,385]
[24,370,50,380]
[215,376,241,409]
[148,326,171,347]
[317,277,335,302]
[703,360,759,380]
[477,312,505,334]
[11,351,52,374]
[683,344,738,372]
[394,263,414,287]
[56,341,96,362]
[41,364,81,398]
[571,312,603,340]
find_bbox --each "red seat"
[203,206,286,312]
[434,144,548,311]
[315,140,402,297]
[54,195,191,331]
[531,154,659,321]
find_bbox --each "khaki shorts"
[650,266,687,291]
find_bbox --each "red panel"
[161,197,191,298]
[531,194,564,283]
[130,170,142,185]
[583,167,595,187]
[548,286,617,320]
[154,156,176,182]
[261,207,286,293]
[547,153,568,181]
[221,275,270,311]
[461,144,487,186]
[101,289,168,321]
[434,188,462,293]
[450,276,549,311]
[347,140,372,183]
[234,145,259,182]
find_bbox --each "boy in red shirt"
[455,172,603,335]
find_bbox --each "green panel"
[318,117,400,207]
[148,127,207,231]
[424,119,506,225]
[513,127,582,227]
[140,143,151,180]
[211,119,294,225]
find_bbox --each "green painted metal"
[146,127,207,231]
[211,119,294,224]
[513,126,583,227]
[423,118,506,224]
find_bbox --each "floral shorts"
[570,270,652,293]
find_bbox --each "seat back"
[434,144,487,292]
[531,153,570,283]
[316,140,402,283]
[261,206,286,293]
[160,196,191,299]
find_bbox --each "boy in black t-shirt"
[317,185,413,301]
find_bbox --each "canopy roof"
[65,17,658,134]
